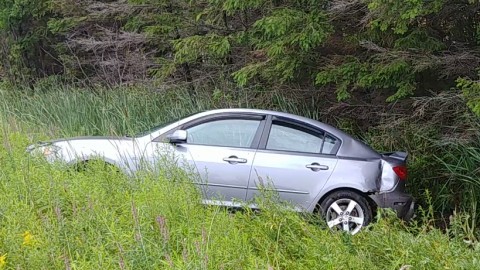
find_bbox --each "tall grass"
[1,84,480,268]
[0,85,325,139]
[0,131,479,269]
[0,86,210,137]
[437,139,480,238]
[363,111,480,233]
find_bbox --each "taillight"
[393,166,408,180]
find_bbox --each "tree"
[0,0,59,84]
[0,0,479,103]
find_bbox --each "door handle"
[223,156,247,164]
[306,163,329,171]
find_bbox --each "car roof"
[192,109,380,159]
[199,108,338,133]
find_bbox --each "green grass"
[0,132,479,269]
[0,84,288,137]
[0,85,480,269]
[0,85,329,138]
[0,86,211,138]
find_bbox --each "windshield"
[132,119,178,137]
[132,111,202,137]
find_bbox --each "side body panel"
[305,158,382,212]
[50,138,141,174]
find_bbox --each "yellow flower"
[22,230,34,246]
[0,253,6,269]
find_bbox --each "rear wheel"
[320,190,373,235]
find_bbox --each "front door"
[152,116,265,206]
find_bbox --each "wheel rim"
[326,198,365,235]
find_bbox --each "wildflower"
[22,230,34,246]
[0,253,6,269]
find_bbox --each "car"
[27,108,414,234]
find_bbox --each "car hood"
[28,136,133,150]
[27,136,140,161]
[50,136,133,143]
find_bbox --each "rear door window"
[266,122,324,154]
[265,120,339,155]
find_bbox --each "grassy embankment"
[0,86,479,269]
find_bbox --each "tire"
[319,190,373,235]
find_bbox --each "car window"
[186,119,261,148]
[322,135,337,155]
[135,111,202,137]
[266,123,324,154]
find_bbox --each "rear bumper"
[369,187,415,221]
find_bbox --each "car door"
[247,117,339,210]
[150,114,266,206]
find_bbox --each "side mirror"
[167,130,187,144]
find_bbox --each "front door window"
[186,119,261,148]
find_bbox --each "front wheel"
[320,190,373,235]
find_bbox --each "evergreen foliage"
[458,73,480,117]
[0,0,478,103]
[0,0,58,83]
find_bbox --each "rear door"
[247,116,339,210]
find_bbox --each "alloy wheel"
[325,198,365,235]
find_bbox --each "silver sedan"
[28,109,414,234]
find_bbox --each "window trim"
[259,116,341,156]
[153,113,267,149]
